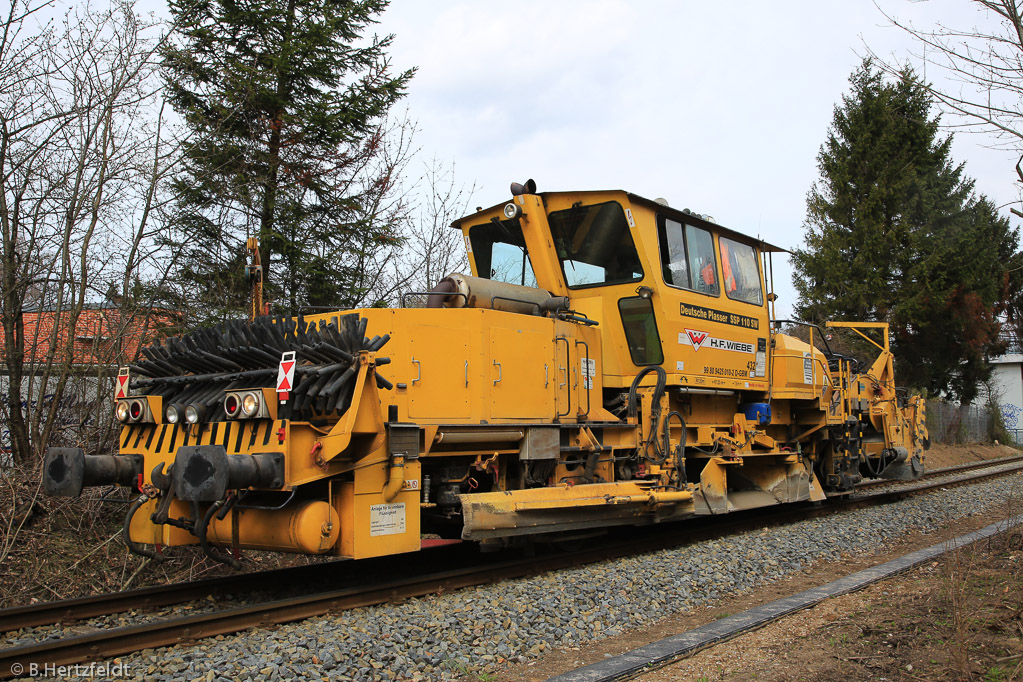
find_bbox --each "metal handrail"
[400,291,469,308]
[575,339,591,418]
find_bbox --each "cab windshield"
[547,201,643,288]
[467,218,537,287]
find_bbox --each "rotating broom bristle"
[130,314,391,420]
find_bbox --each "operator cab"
[454,184,785,393]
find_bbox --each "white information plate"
[369,503,406,537]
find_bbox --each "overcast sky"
[375,1,1021,319]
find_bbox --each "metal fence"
[926,400,993,445]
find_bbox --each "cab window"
[719,237,763,305]
[468,219,537,287]
[658,218,719,296]
[548,201,643,288]
[618,297,663,365]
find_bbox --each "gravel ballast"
[48,472,1023,681]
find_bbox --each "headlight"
[115,400,130,422]
[224,394,240,419]
[185,404,206,424]
[503,202,522,219]
[241,392,260,417]
[165,403,185,424]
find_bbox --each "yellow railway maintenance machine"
[43,182,928,564]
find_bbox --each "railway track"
[3,452,1022,679]
[6,453,1019,635]
[857,452,1023,489]
[0,539,475,634]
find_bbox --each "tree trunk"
[257,0,298,315]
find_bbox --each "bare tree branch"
[0,0,181,466]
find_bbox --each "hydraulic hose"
[627,366,666,420]
[666,410,687,485]
[198,499,242,569]
[627,366,667,464]
[123,494,164,561]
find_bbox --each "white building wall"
[987,354,1023,433]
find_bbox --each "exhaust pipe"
[426,272,567,316]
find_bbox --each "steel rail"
[0,542,473,634]
[3,456,1023,679]
[844,460,1023,509]
[0,561,337,635]
[856,452,1023,490]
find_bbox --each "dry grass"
[846,490,1023,682]
[0,465,321,607]
[938,496,1023,682]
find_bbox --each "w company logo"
[678,330,755,355]
[683,329,708,351]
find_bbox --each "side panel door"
[408,324,471,419]
[488,325,553,420]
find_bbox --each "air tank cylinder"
[207,500,340,554]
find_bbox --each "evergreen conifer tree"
[162,0,414,318]
[793,59,1020,402]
